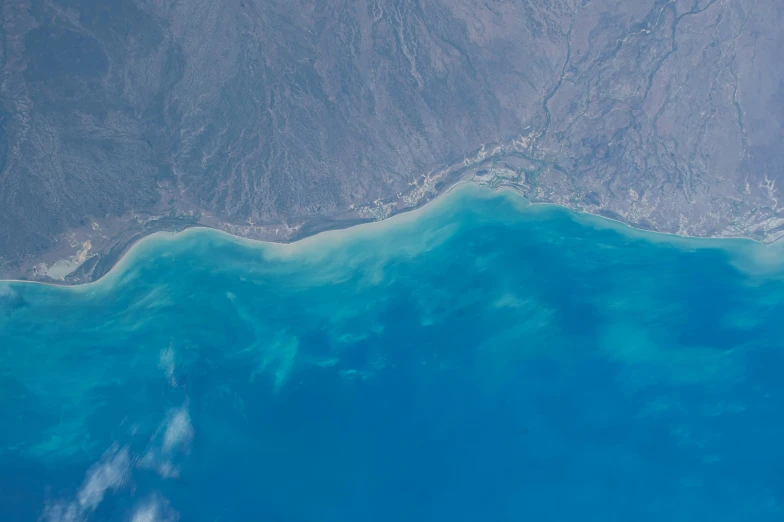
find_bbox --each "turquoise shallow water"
[2,185,784,521]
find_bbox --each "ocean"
[1,185,783,521]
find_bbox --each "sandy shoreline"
[3,180,784,290]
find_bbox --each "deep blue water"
[2,186,784,521]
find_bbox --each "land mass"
[2,0,783,283]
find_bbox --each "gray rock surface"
[1,0,782,282]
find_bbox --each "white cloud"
[138,404,194,478]
[41,502,80,522]
[78,445,131,510]
[162,406,193,454]
[158,345,177,387]
[42,445,131,522]
[130,496,178,522]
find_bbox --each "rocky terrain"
[1,0,782,283]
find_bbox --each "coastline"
[3,179,784,290]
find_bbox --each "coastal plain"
[2,0,783,282]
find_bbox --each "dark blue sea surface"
[2,186,784,521]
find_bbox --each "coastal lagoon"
[2,185,784,521]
